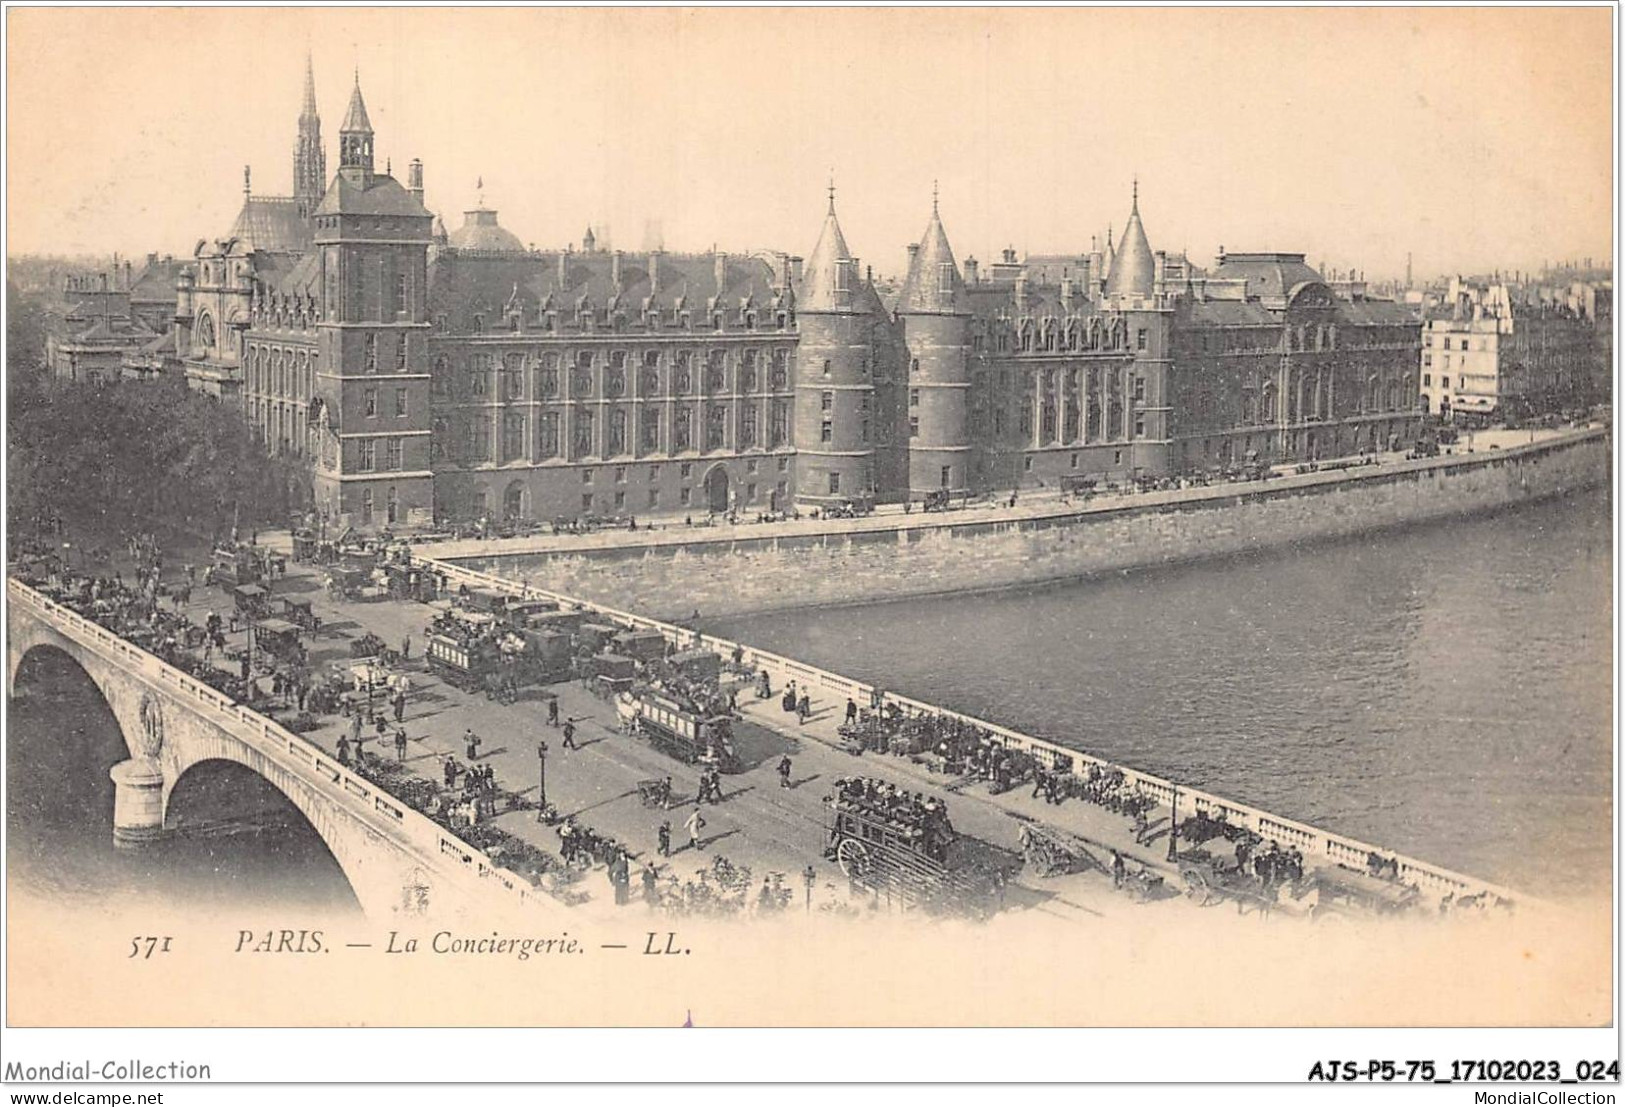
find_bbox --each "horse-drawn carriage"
[1299,865,1421,920]
[824,778,1013,916]
[278,596,318,631]
[251,618,307,669]
[325,565,379,601]
[231,583,272,621]
[426,628,502,692]
[619,689,741,773]
[1018,821,1167,902]
[385,562,438,604]
[1175,851,1280,915]
[211,545,263,587]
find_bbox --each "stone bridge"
[6,578,543,921]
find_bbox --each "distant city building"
[1421,276,1609,425]
[167,57,1432,531]
[43,254,185,383]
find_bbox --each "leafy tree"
[7,309,312,546]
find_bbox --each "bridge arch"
[163,758,362,914]
[159,735,416,917]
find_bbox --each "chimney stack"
[557,251,568,288]
[790,256,804,285]
[649,250,662,296]
[714,251,727,292]
[964,256,979,285]
[1014,273,1028,310]
[611,249,624,289]
[407,158,424,205]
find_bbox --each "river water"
[710,486,1614,899]
[5,648,360,916]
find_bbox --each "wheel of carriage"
[1181,868,1211,904]
[835,837,871,879]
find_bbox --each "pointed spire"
[1106,181,1155,300]
[301,51,318,118]
[899,190,964,314]
[341,69,372,134]
[801,185,860,313]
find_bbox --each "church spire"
[301,51,318,119]
[293,53,326,211]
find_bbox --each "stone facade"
[169,57,1430,532]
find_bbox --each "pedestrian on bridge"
[351,712,363,744]
[464,728,482,760]
[684,808,707,851]
[797,692,811,724]
[393,688,406,722]
[337,736,352,768]
[547,697,560,727]
[394,727,408,763]
[401,634,411,660]
[778,756,792,789]
[561,720,578,750]
[657,821,671,857]
[845,698,857,725]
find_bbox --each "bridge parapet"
[8,578,550,919]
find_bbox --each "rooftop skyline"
[7,7,1613,282]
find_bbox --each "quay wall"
[451,428,1612,621]
[417,555,1533,907]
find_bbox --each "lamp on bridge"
[1167,788,1180,862]
[535,741,548,820]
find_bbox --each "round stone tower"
[899,193,972,496]
[793,189,877,504]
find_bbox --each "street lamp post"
[1166,788,1180,862]
[535,741,549,820]
[803,865,816,913]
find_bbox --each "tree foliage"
[8,344,310,544]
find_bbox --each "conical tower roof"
[800,187,862,313]
[341,71,372,133]
[897,188,964,314]
[1105,182,1154,299]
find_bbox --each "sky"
[5,7,1614,282]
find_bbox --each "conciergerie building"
[175,60,1422,531]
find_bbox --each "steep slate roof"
[312,172,430,219]
[798,199,858,313]
[270,251,322,298]
[1105,188,1154,299]
[427,249,786,333]
[896,200,965,314]
[341,76,372,132]
[128,257,187,304]
[229,196,313,252]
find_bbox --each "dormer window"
[834,260,850,294]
